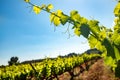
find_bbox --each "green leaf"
[47,4,53,10]
[46,4,54,12]
[114,35,120,46]
[104,56,117,71]
[74,28,81,36]
[53,10,63,26]
[111,32,118,41]
[114,17,119,25]
[114,45,120,61]
[102,38,115,58]
[24,0,30,3]
[88,20,100,33]
[41,4,46,9]
[74,22,81,28]
[50,12,55,23]
[60,14,69,25]
[70,10,81,21]
[115,60,120,77]
[80,17,88,24]
[88,35,98,48]
[95,41,106,52]
[98,30,107,41]
[114,3,120,17]
[74,24,90,38]
[50,10,63,26]
[70,10,78,16]
[33,6,41,14]
[80,24,90,38]
[53,17,60,26]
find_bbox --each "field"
[0,53,120,80]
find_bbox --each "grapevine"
[23,0,120,77]
[0,53,101,80]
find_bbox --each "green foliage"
[24,0,120,77]
[8,56,19,66]
[80,24,90,38]
[114,45,120,61]
[60,13,69,25]
[24,0,30,3]
[104,56,117,71]
[46,4,53,12]
[33,6,41,14]
[0,53,101,80]
[115,60,120,77]
[50,10,62,26]
[114,2,120,17]
[70,10,81,21]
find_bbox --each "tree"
[8,56,19,66]
[24,0,120,77]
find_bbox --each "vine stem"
[27,2,79,26]
[26,1,101,40]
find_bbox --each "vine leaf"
[88,20,100,33]
[53,17,61,26]
[74,28,81,36]
[99,30,107,41]
[104,56,117,71]
[70,10,78,16]
[70,10,81,21]
[102,38,115,58]
[80,24,90,38]
[114,35,120,46]
[46,4,54,12]
[24,0,30,3]
[50,10,63,26]
[74,24,90,38]
[114,46,120,61]
[88,35,98,48]
[114,2,120,17]
[50,12,55,23]
[60,14,69,25]
[33,6,41,14]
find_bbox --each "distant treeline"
[0,48,101,67]
[20,52,79,64]
[21,48,101,64]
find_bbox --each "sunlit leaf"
[88,20,100,32]
[74,22,81,28]
[114,35,120,46]
[104,56,117,71]
[88,35,98,48]
[56,10,63,17]
[41,4,46,9]
[50,10,62,26]
[99,30,107,40]
[53,17,60,26]
[70,10,78,16]
[24,0,30,3]
[74,28,81,36]
[114,3,120,17]
[48,4,53,10]
[111,32,119,42]
[80,17,88,24]
[70,10,81,21]
[51,10,63,26]
[46,4,54,12]
[33,6,41,14]
[60,14,69,25]
[50,12,55,23]
[114,46,120,61]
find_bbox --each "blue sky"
[0,0,117,65]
